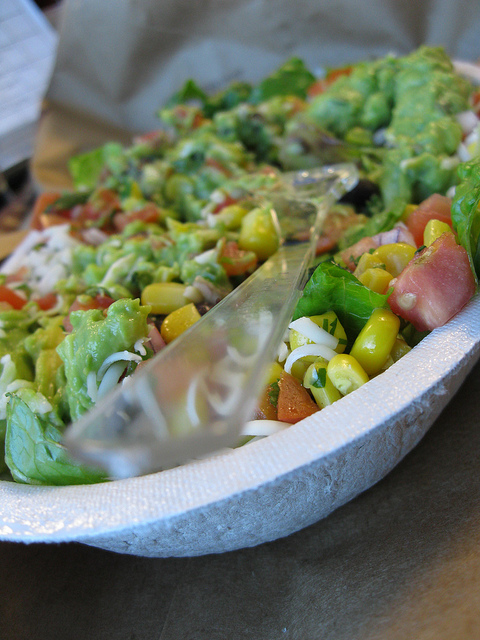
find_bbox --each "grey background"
[2,358,480,639]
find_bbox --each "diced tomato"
[252,383,278,421]
[146,322,166,353]
[5,266,28,285]
[472,89,480,115]
[388,232,476,332]
[307,66,353,98]
[404,194,453,247]
[63,294,115,332]
[315,209,368,256]
[113,203,163,232]
[31,192,64,230]
[212,194,239,214]
[205,158,232,177]
[133,130,163,144]
[0,285,27,310]
[277,371,318,423]
[73,189,121,230]
[338,237,378,271]
[218,240,258,277]
[33,292,58,311]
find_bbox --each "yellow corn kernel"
[423,220,453,246]
[371,243,416,277]
[349,308,400,376]
[390,336,412,362]
[164,174,194,202]
[303,358,342,408]
[160,303,201,343]
[264,361,284,386]
[213,204,250,231]
[290,355,317,381]
[289,311,348,353]
[326,354,369,396]
[358,267,394,294]
[141,282,191,315]
[238,207,280,261]
[353,252,384,278]
[130,181,143,199]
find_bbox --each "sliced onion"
[288,317,338,349]
[97,351,142,380]
[86,371,98,402]
[184,285,204,304]
[6,380,35,394]
[456,110,479,135]
[240,419,290,437]
[284,344,337,374]
[194,248,217,264]
[134,339,147,357]
[97,361,127,400]
[277,341,289,363]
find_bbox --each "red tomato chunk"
[405,194,453,247]
[388,232,476,332]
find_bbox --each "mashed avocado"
[307,46,472,206]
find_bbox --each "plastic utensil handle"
[64,164,358,478]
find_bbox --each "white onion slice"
[456,110,479,135]
[240,419,290,437]
[284,344,337,374]
[277,341,289,363]
[134,339,147,357]
[97,361,127,400]
[288,317,338,349]
[97,351,142,380]
[86,371,98,402]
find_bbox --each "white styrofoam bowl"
[2,60,480,558]
[2,292,479,557]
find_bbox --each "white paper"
[0,0,58,170]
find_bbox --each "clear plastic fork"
[64,163,358,478]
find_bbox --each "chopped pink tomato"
[388,232,476,332]
[63,294,115,332]
[113,203,163,232]
[338,237,378,271]
[405,194,453,247]
[34,292,58,311]
[31,192,67,230]
[212,194,239,214]
[218,240,258,277]
[277,371,318,424]
[73,189,121,231]
[205,158,232,177]
[338,224,416,271]
[0,285,27,310]
[146,323,166,353]
[307,66,353,98]
[252,383,279,421]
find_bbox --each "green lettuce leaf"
[68,142,125,191]
[249,57,315,104]
[292,261,390,343]
[5,389,105,485]
[451,158,480,279]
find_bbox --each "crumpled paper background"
[32,0,480,189]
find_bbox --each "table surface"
[1,357,480,639]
